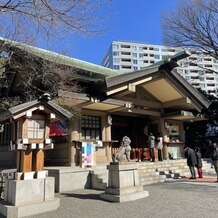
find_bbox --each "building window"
[133,66,138,71]
[133,59,138,64]
[132,53,137,58]
[139,47,143,51]
[82,115,101,140]
[154,47,159,51]
[113,44,119,50]
[154,54,160,59]
[139,53,143,58]
[132,46,137,51]
[113,58,119,63]
[113,51,119,56]
[121,44,130,48]
[28,120,45,138]
[113,65,120,70]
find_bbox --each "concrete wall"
[47,168,91,193]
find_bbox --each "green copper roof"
[0,37,119,78]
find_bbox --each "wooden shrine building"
[0,38,211,168]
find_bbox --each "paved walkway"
[180,176,217,183]
[0,177,217,218]
[26,178,218,218]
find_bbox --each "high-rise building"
[102,41,218,97]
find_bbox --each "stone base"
[100,162,149,202]
[100,190,149,202]
[0,177,59,217]
[45,167,91,192]
[0,197,60,218]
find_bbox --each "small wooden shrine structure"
[0,95,72,178]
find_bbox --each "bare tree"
[0,0,111,43]
[162,0,218,60]
[0,1,111,112]
[0,40,81,113]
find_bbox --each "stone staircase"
[90,165,108,190]
[89,159,215,190]
[136,159,189,185]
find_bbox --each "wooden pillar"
[103,114,112,162]
[69,142,76,167]
[32,150,44,171]
[69,118,80,166]
[106,143,112,162]
[20,150,32,172]
[163,143,169,160]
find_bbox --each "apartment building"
[102,41,218,97]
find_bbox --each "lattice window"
[81,116,101,140]
[28,120,45,139]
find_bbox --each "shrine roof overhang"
[55,52,211,120]
[162,110,206,121]
[57,91,133,113]
[0,99,73,123]
[105,51,211,113]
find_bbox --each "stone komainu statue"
[112,136,131,162]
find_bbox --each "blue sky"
[50,0,178,65]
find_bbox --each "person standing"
[211,143,218,182]
[157,133,163,161]
[195,147,203,178]
[147,133,155,162]
[184,145,197,179]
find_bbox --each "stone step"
[91,174,107,190]
[138,164,188,169]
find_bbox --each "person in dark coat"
[195,147,203,178]
[211,143,218,182]
[184,145,197,179]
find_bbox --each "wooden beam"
[111,84,136,98]
[119,96,161,109]
[108,102,132,113]
[107,83,135,97]
[106,85,128,96]
[132,76,152,86]
[162,97,191,108]
[127,108,160,116]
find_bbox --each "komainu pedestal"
[100,162,149,202]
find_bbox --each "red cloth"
[197,167,203,178]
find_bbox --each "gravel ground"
[25,181,218,218]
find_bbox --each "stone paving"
[0,177,217,218]
[22,177,218,218]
